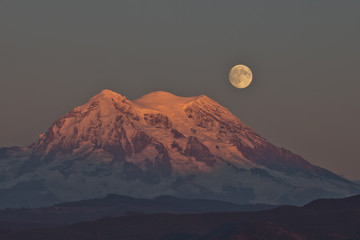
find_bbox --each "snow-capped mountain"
[0,90,358,208]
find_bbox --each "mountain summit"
[0,90,358,208]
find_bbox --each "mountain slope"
[0,89,358,208]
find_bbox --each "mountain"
[4,194,360,240]
[0,194,274,232]
[0,89,358,208]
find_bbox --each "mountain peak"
[89,89,125,102]
[99,89,120,96]
[133,91,197,112]
[141,91,179,98]
[134,91,196,104]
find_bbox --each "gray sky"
[1,0,359,180]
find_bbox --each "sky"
[0,0,359,180]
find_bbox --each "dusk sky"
[1,1,359,180]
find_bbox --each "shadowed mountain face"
[0,90,358,208]
[3,194,360,240]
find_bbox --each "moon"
[229,65,253,89]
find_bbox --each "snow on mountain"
[0,89,358,208]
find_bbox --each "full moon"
[229,65,253,89]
